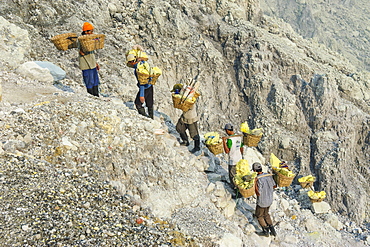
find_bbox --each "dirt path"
[0,70,87,107]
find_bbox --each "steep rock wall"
[259,0,370,71]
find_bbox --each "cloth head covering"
[171,83,183,92]
[126,54,136,62]
[252,162,262,171]
[82,22,94,31]
[224,123,233,131]
[279,161,289,169]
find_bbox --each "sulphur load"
[172,82,200,112]
[204,132,223,155]
[233,159,257,189]
[204,132,221,145]
[149,67,162,85]
[126,45,149,62]
[240,122,263,136]
[298,175,316,183]
[308,190,326,203]
[135,62,161,85]
[270,153,281,170]
[240,122,263,147]
[269,153,295,177]
[270,153,295,187]
[150,67,162,76]
[136,61,151,75]
[275,167,295,177]
[172,93,197,104]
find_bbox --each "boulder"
[34,61,66,82]
[312,201,331,214]
[0,16,31,68]
[17,61,54,83]
[217,233,242,247]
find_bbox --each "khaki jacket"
[180,104,198,124]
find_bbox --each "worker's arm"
[255,177,260,196]
[139,84,145,103]
[222,137,230,153]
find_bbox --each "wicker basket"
[78,34,105,52]
[237,183,256,198]
[206,141,223,155]
[137,50,149,61]
[309,197,324,203]
[299,181,314,189]
[172,95,194,112]
[149,74,160,85]
[51,33,77,51]
[273,171,295,187]
[126,50,149,61]
[137,71,150,85]
[194,91,201,98]
[243,133,262,147]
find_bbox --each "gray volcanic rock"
[259,0,370,71]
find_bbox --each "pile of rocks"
[0,153,201,246]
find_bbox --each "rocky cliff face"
[0,0,369,231]
[259,0,370,72]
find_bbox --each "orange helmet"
[82,22,94,31]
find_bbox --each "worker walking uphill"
[173,84,201,153]
[127,48,154,119]
[222,123,244,183]
[78,22,100,97]
[252,162,277,237]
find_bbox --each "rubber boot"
[191,135,201,153]
[92,85,99,97]
[269,225,277,237]
[179,133,189,146]
[148,107,154,119]
[87,87,94,96]
[137,108,148,117]
[257,226,269,237]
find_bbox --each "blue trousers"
[82,68,100,97]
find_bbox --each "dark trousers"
[255,205,273,228]
[135,85,153,109]
[175,120,199,139]
[228,165,236,185]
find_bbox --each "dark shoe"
[269,225,277,237]
[148,107,154,119]
[179,133,189,146]
[191,136,201,153]
[137,108,148,117]
[257,227,269,237]
[92,85,99,97]
[180,141,190,146]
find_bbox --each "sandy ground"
[1,81,62,104]
[0,72,91,108]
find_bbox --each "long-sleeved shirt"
[256,173,275,208]
[180,104,198,124]
[78,39,97,70]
